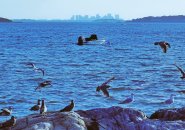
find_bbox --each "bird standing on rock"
[60,100,74,112]
[0,116,16,129]
[35,80,52,91]
[30,99,41,111]
[40,100,47,115]
[96,77,115,97]
[154,41,170,53]
[0,106,13,116]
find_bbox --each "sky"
[1,0,185,20]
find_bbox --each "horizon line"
[1,14,185,21]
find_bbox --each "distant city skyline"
[70,14,121,21]
[1,0,185,20]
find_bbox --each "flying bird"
[0,106,13,116]
[0,116,16,129]
[35,80,52,91]
[177,90,185,94]
[154,41,170,53]
[27,62,45,76]
[60,100,74,112]
[30,99,41,111]
[164,94,175,104]
[96,85,111,97]
[119,93,134,104]
[174,64,185,79]
[40,100,47,115]
[96,77,115,97]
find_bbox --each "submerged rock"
[4,106,185,130]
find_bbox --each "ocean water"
[0,22,185,119]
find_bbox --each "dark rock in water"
[150,107,185,121]
[85,34,98,42]
[77,34,98,45]
[0,17,12,22]
[78,36,84,45]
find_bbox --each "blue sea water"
[0,22,185,120]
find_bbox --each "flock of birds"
[96,41,185,104]
[0,41,185,129]
[0,62,74,129]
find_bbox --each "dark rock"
[150,107,185,121]
[0,17,12,22]
[3,106,185,130]
[85,34,98,42]
[78,36,84,45]
[77,106,147,130]
[77,34,98,45]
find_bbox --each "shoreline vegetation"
[2,15,185,23]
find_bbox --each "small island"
[0,17,12,22]
[128,15,185,22]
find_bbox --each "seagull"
[60,100,74,112]
[0,116,16,129]
[174,64,185,79]
[0,106,13,116]
[35,80,52,91]
[154,41,170,53]
[27,62,45,76]
[96,77,115,97]
[119,93,134,104]
[30,99,41,111]
[40,100,47,115]
[164,94,175,104]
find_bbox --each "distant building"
[70,15,75,20]
[107,13,114,19]
[96,14,101,19]
[69,14,122,21]
[115,14,120,20]
[90,16,96,20]
[84,15,89,20]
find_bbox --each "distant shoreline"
[127,15,185,23]
[0,17,12,22]
[2,15,185,23]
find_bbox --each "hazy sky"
[1,0,185,20]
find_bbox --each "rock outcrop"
[8,112,87,130]
[77,106,147,130]
[2,106,185,130]
[77,106,185,130]
[150,107,185,121]
[0,17,12,22]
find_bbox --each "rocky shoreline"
[1,106,185,130]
